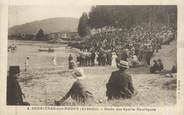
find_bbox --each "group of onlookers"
[150,59,164,73]
[73,23,176,69]
[150,59,177,75]
[76,51,113,67]
[8,44,17,53]
[55,60,136,105]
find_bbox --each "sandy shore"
[8,40,176,106]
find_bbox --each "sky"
[8,5,92,27]
[7,0,179,28]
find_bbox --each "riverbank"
[8,40,176,106]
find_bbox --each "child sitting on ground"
[158,59,164,71]
[150,60,159,73]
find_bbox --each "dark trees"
[87,5,177,29]
[36,29,46,41]
[78,12,90,37]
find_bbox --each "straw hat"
[117,60,129,69]
[72,68,86,79]
[112,52,116,55]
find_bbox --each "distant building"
[9,32,80,41]
[47,32,80,40]
[8,33,35,40]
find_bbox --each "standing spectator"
[101,52,107,66]
[76,55,81,66]
[87,52,91,66]
[98,52,102,66]
[68,54,73,62]
[84,54,87,66]
[94,52,98,66]
[79,53,83,66]
[69,60,76,70]
[107,52,112,65]
[52,54,57,66]
[25,56,30,72]
[111,52,118,67]
[91,52,96,66]
[80,53,85,67]
[146,49,153,65]
[68,54,75,69]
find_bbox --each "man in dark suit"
[68,54,75,69]
[68,54,73,62]
[7,66,29,105]
[91,51,96,66]
[106,60,135,100]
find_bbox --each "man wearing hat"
[54,67,94,105]
[7,66,29,105]
[106,60,135,100]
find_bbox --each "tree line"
[9,29,47,41]
[78,5,177,37]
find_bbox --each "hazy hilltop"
[8,17,79,35]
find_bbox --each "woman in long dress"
[53,54,57,65]
[94,52,98,66]
[25,56,30,71]
[111,52,117,67]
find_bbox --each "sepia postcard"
[0,0,184,115]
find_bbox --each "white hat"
[112,52,116,55]
[133,55,137,58]
[117,60,129,69]
[72,68,86,79]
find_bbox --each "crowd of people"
[72,23,176,68]
[8,44,17,53]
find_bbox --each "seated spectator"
[54,67,94,105]
[131,55,140,66]
[171,65,177,73]
[150,60,159,73]
[106,60,135,100]
[157,59,164,71]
